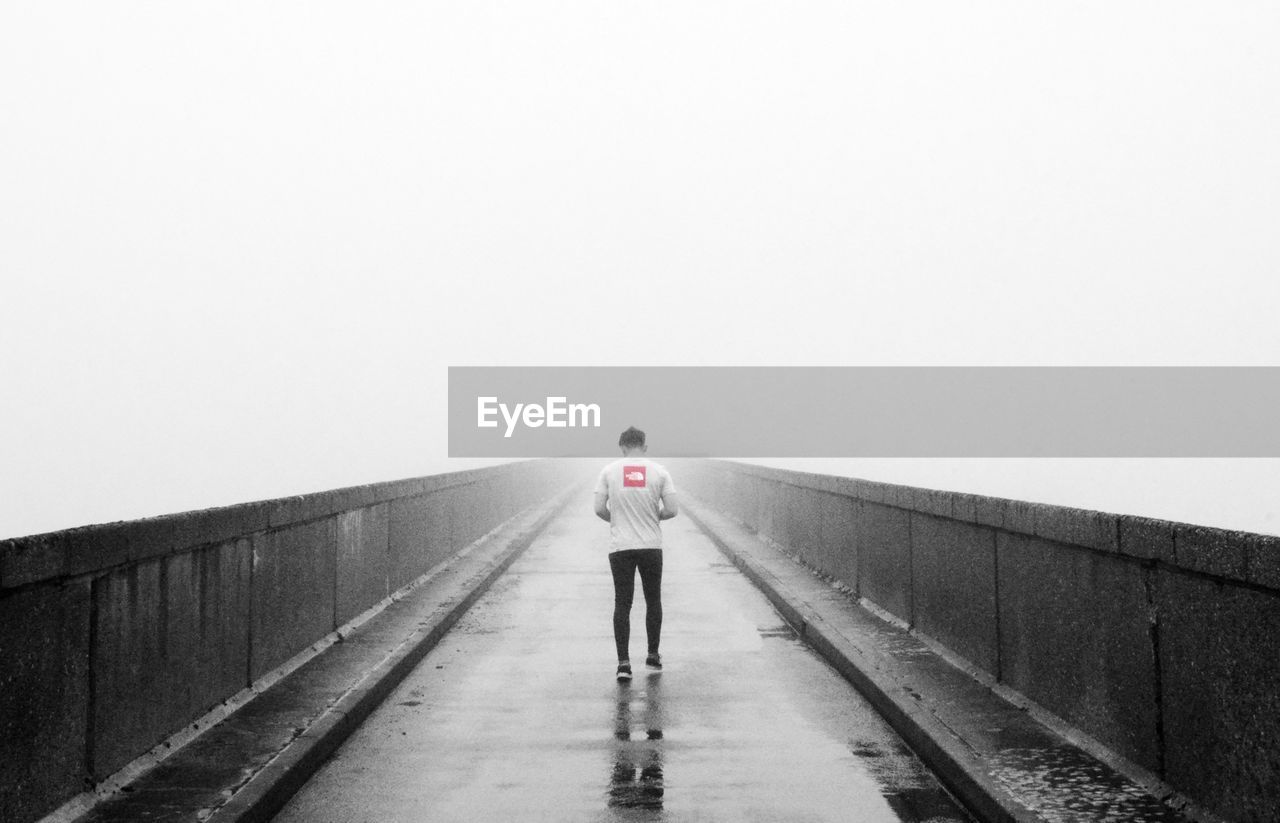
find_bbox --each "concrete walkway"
[272,504,971,822]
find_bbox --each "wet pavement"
[271,503,971,822]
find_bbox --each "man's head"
[618,426,647,455]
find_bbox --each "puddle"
[990,747,1184,822]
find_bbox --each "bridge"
[2,461,1275,822]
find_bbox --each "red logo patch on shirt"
[623,466,647,488]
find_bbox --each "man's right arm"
[592,469,611,522]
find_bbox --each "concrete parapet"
[0,460,579,823]
[671,458,1280,822]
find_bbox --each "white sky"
[2,1,1278,538]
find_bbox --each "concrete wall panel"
[755,478,780,544]
[92,540,251,776]
[696,469,723,516]
[768,482,793,549]
[1158,573,1280,822]
[785,484,822,562]
[0,583,91,823]
[996,533,1160,771]
[857,502,912,622]
[433,486,463,561]
[816,492,858,590]
[453,481,485,548]
[388,493,450,589]
[721,473,744,527]
[250,521,336,679]
[387,495,431,590]
[737,473,761,529]
[910,514,998,673]
[336,505,390,625]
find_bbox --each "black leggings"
[609,549,663,661]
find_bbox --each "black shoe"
[645,653,662,670]
[616,662,633,682]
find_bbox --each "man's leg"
[635,549,664,657]
[609,551,639,663]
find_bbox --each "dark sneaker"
[645,653,662,670]
[616,663,632,682]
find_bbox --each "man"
[594,426,678,682]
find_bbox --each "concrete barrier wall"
[674,460,1280,823]
[0,460,576,823]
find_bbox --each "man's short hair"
[618,426,646,449]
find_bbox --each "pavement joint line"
[58,485,579,823]
[682,498,1204,823]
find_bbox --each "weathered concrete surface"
[1157,571,1280,822]
[272,505,968,823]
[0,582,92,823]
[671,459,1280,822]
[336,505,390,625]
[74,488,575,823]
[858,502,913,622]
[1172,523,1250,579]
[910,513,998,673]
[780,481,822,557]
[684,499,1193,823]
[816,490,859,590]
[1,461,579,823]
[1248,532,1280,589]
[251,519,338,679]
[92,539,252,777]
[1118,516,1177,562]
[450,481,485,548]
[996,533,1161,773]
[387,493,450,589]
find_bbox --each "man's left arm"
[658,471,679,520]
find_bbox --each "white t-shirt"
[594,457,677,553]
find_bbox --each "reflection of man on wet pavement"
[610,675,664,810]
[593,426,679,681]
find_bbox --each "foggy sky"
[3,1,1278,538]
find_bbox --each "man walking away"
[594,426,678,682]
